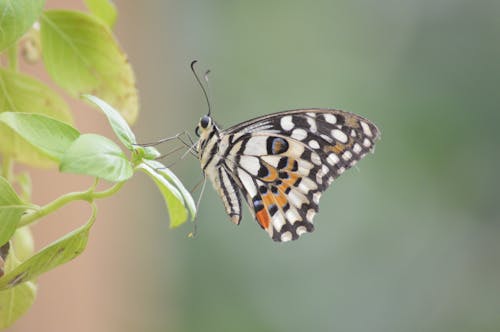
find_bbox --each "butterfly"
[191,62,380,242]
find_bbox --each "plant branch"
[18,181,125,227]
[92,181,125,199]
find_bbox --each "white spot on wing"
[261,155,280,168]
[306,117,317,133]
[320,134,333,143]
[298,177,318,193]
[244,136,268,155]
[311,152,321,165]
[331,129,348,143]
[237,170,257,197]
[313,192,321,204]
[360,121,373,137]
[321,164,329,177]
[288,190,306,211]
[285,208,301,224]
[353,143,362,154]
[342,151,352,161]
[239,156,260,174]
[296,226,307,235]
[363,138,372,147]
[272,211,286,232]
[291,128,308,140]
[281,231,292,242]
[288,142,305,156]
[306,209,316,222]
[308,139,320,149]
[324,114,337,124]
[316,172,323,184]
[280,115,294,131]
[327,153,340,165]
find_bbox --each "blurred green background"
[17,0,500,331]
[121,0,500,331]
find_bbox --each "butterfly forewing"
[199,109,380,242]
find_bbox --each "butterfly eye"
[195,126,200,137]
[200,115,210,128]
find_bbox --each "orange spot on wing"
[262,166,279,182]
[286,158,297,171]
[274,191,287,207]
[282,173,299,187]
[277,181,290,194]
[273,140,284,154]
[256,209,270,229]
[325,144,345,154]
[262,192,274,207]
[345,115,360,127]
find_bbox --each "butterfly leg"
[134,132,186,147]
[187,175,207,239]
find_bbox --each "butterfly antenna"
[190,60,212,116]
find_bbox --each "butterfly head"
[195,114,218,138]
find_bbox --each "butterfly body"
[195,109,380,242]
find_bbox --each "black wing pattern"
[218,109,380,242]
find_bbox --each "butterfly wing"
[220,109,380,242]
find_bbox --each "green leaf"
[0,68,72,123]
[132,146,161,165]
[10,227,34,263]
[0,112,80,164]
[60,133,133,182]
[0,229,36,329]
[143,159,196,221]
[0,68,75,167]
[82,94,136,149]
[40,10,138,124]
[142,146,161,160]
[83,0,117,28]
[0,0,46,52]
[0,204,96,291]
[0,279,36,329]
[137,162,189,228]
[0,177,30,247]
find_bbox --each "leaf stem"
[18,181,125,227]
[93,181,125,199]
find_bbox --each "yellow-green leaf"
[137,162,189,228]
[0,68,74,168]
[0,227,36,329]
[40,10,138,124]
[84,0,117,28]
[0,112,80,168]
[143,159,196,221]
[0,177,30,247]
[0,69,71,122]
[0,0,46,51]
[60,133,133,182]
[0,204,96,291]
[82,94,136,149]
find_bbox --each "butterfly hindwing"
[233,150,319,241]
